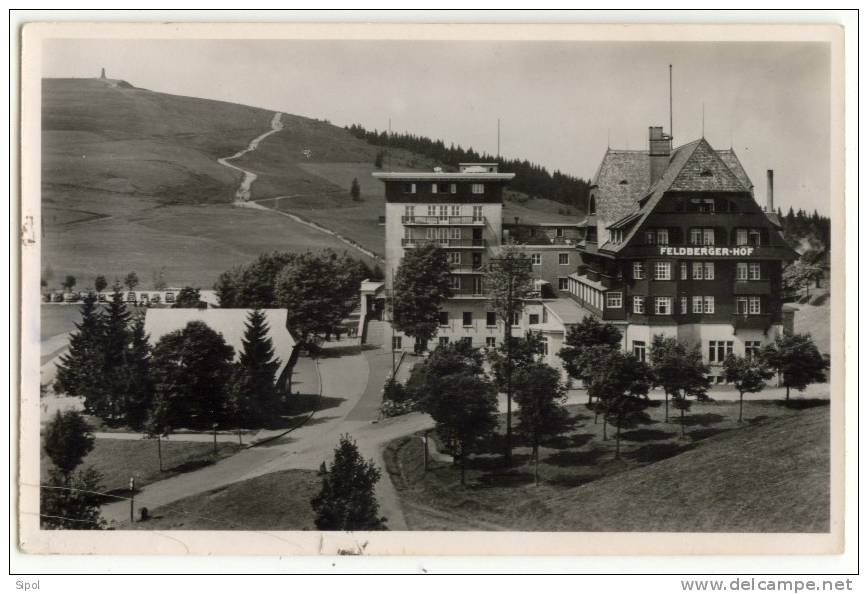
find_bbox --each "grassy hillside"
[40,78,382,288]
[41,78,585,289]
[386,402,829,532]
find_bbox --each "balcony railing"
[402,215,486,226]
[732,313,773,333]
[402,238,486,248]
[449,265,485,274]
[733,279,771,295]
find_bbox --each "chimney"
[766,170,774,212]
[100,67,106,80]
[648,126,672,186]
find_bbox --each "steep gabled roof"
[591,150,650,223]
[716,149,754,191]
[600,138,754,253]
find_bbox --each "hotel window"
[606,292,623,309]
[694,197,715,213]
[654,296,672,315]
[680,262,688,280]
[462,312,473,327]
[633,340,647,363]
[512,311,521,326]
[558,277,569,291]
[632,262,645,280]
[439,336,450,346]
[486,311,497,327]
[559,253,570,265]
[450,205,461,217]
[692,296,704,314]
[736,297,749,314]
[703,296,715,314]
[447,252,461,265]
[392,336,402,350]
[472,205,483,221]
[431,183,440,194]
[486,336,497,348]
[439,204,449,221]
[427,204,437,217]
[749,296,762,314]
[472,277,483,295]
[471,183,485,195]
[589,195,596,215]
[736,228,763,246]
[690,227,715,246]
[680,296,688,314]
[633,296,645,314]
[708,340,734,363]
[745,341,762,359]
[541,336,549,356]
[736,262,749,281]
[611,229,623,244]
[531,253,542,266]
[749,263,761,280]
[692,261,714,280]
[449,276,461,290]
[449,227,461,240]
[529,313,540,325]
[556,227,565,238]
[654,262,671,280]
[438,311,449,326]
[402,182,416,194]
[461,336,472,346]
[404,205,415,220]
[450,183,458,194]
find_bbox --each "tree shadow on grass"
[546,473,600,488]
[541,431,594,450]
[688,427,730,441]
[774,398,829,411]
[543,448,608,468]
[747,415,770,426]
[166,457,216,474]
[680,413,726,427]
[626,442,692,463]
[281,394,345,416]
[474,470,535,489]
[466,452,531,471]
[620,428,677,442]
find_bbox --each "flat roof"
[372,172,515,182]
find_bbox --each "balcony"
[402,215,486,226]
[402,238,486,248]
[732,313,774,334]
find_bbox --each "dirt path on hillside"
[215,111,383,262]
[217,112,284,203]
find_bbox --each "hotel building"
[362,127,797,380]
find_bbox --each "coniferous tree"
[41,467,106,530]
[350,177,361,201]
[123,314,153,430]
[102,283,132,421]
[311,434,387,530]
[229,309,282,428]
[54,294,107,411]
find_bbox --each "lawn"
[792,289,832,355]
[130,469,321,530]
[41,438,242,497]
[384,399,829,532]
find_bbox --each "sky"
[43,39,831,215]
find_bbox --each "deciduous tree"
[488,330,544,393]
[94,275,108,294]
[124,271,139,292]
[588,350,652,457]
[761,333,829,401]
[650,336,710,436]
[559,316,623,403]
[513,362,570,484]
[43,410,95,481]
[350,177,361,201]
[484,243,534,465]
[722,354,774,423]
[391,243,453,353]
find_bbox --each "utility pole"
[129,477,135,523]
[669,64,674,142]
[497,118,501,158]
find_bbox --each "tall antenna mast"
[669,64,674,143]
[702,102,705,138]
[388,117,392,172]
[497,118,501,158]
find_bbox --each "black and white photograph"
[14,19,848,560]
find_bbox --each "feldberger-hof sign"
[658,246,756,257]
